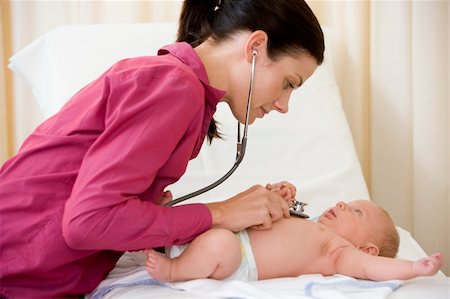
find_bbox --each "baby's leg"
[146,228,242,282]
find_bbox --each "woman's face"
[225,52,317,124]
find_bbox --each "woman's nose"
[273,96,289,114]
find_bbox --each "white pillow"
[8,23,178,117]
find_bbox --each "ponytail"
[177,0,217,47]
[177,0,222,143]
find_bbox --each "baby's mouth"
[324,208,336,219]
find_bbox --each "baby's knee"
[204,228,238,244]
[199,228,240,254]
[202,229,242,279]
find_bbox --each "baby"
[146,182,443,282]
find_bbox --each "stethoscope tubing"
[165,51,257,206]
[164,138,246,206]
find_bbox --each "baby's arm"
[411,253,444,276]
[333,246,443,281]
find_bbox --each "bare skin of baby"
[146,182,443,282]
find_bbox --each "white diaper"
[225,230,258,281]
[167,230,258,281]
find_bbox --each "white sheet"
[88,255,402,299]
[8,22,449,299]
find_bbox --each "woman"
[0,0,324,297]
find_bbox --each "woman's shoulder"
[106,55,198,81]
[101,55,204,101]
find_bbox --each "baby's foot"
[145,249,172,282]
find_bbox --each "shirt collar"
[158,42,226,158]
[158,42,226,106]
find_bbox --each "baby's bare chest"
[248,218,349,277]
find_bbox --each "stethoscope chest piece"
[289,200,309,218]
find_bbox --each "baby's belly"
[247,217,334,279]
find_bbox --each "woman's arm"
[62,62,211,251]
[333,246,443,281]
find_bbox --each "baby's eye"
[284,81,295,89]
[355,209,363,216]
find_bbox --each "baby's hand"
[266,181,297,204]
[412,253,443,276]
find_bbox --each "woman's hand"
[206,185,291,232]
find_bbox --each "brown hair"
[177,0,324,142]
[377,208,400,258]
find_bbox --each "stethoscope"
[165,50,309,218]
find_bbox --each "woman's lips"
[258,107,268,118]
[261,107,271,118]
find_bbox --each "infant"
[146,182,443,282]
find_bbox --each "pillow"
[8,23,369,217]
[8,23,178,117]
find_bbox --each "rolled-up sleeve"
[62,63,212,251]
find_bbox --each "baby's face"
[317,200,385,248]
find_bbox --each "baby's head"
[318,200,399,258]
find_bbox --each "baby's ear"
[359,243,379,256]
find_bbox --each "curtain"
[0,0,14,162]
[1,0,448,275]
[308,0,372,184]
[370,0,449,274]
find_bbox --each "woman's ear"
[359,243,380,256]
[244,30,268,63]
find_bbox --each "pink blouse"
[0,42,225,297]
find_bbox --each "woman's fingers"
[206,185,290,232]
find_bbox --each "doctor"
[0,0,324,297]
